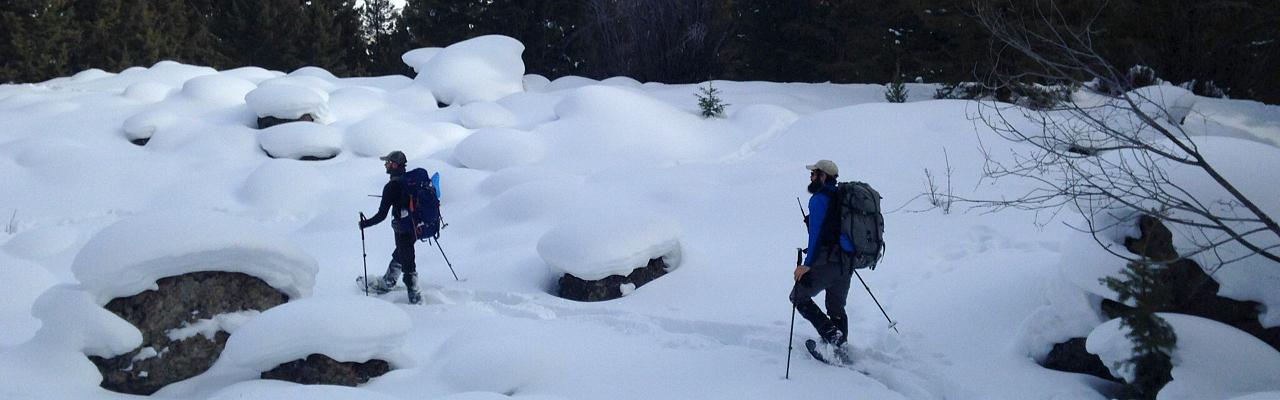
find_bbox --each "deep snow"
[1,35,1279,399]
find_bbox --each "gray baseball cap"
[379,150,407,164]
[806,159,839,177]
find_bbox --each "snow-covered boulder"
[122,109,180,145]
[1128,85,1198,125]
[458,101,516,129]
[258,121,342,160]
[123,81,173,103]
[245,84,331,128]
[344,117,441,160]
[522,74,551,92]
[221,296,410,385]
[72,210,317,303]
[411,35,525,105]
[180,74,258,105]
[1087,313,1280,399]
[89,271,284,395]
[453,128,545,171]
[538,209,682,301]
[401,47,443,73]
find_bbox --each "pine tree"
[1102,261,1177,399]
[696,82,729,118]
[1,0,76,82]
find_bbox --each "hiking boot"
[819,324,844,346]
[831,315,849,346]
[404,272,422,305]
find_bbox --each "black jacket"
[361,171,409,230]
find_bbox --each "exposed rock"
[1044,215,1280,380]
[260,354,391,386]
[90,271,289,395]
[558,257,669,302]
[257,113,315,130]
[1043,338,1120,382]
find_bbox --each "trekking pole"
[359,212,369,296]
[852,268,899,334]
[433,236,460,281]
[786,247,802,380]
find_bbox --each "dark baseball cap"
[379,150,407,164]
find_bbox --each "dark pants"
[790,259,852,343]
[391,230,417,274]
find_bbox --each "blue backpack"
[401,168,442,241]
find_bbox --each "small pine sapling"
[885,78,908,103]
[696,82,729,118]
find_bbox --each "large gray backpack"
[836,181,885,270]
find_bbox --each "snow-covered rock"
[123,109,180,143]
[258,121,342,160]
[244,84,331,125]
[453,128,545,171]
[1086,313,1280,399]
[31,285,142,357]
[123,82,173,102]
[523,74,551,92]
[411,35,525,105]
[181,74,258,105]
[71,211,318,304]
[458,101,516,129]
[344,117,440,160]
[538,208,682,281]
[221,296,411,372]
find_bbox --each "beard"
[807,180,823,194]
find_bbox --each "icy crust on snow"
[412,35,525,105]
[71,211,318,304]
[244,84,331,123]
[221,296,411,372]
[537,208,682,280]
[258,121,342,159]
[208,380,401,400]
[1086,313,1280,399]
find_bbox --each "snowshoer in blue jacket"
[792,159,852,347]
[359,150,422,304]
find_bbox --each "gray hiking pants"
[790,256,852,342]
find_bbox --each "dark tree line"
[2,0,1277,103]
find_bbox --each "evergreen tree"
[0,0,76,82]
[362,0,411,76]
[1102,261,1177,399]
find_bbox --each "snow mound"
[71,211,318,304]
[542,85,709,171]
[453,128,545,171]
[459,101,516,128]
[401,47,443,73]
[123,109,180,141]
[1086,313,1280,399]
[123,82,173,102]
[523,74,551,92]
[222,66,283,84]
[31,285,142,356]
[244,84,331,123]
[600,76,642,87]
[477,166,581,197]
[344,117,440,159]
[537,208,682,280]
[544,75,599,92]
[1128,85,1198,125]
[209,381,400,400]
[483,178,583,223]
[289,66,338,81]
[412,35,525,105]
[328,86,390,121]
[239,160,334,211]
[181,74,258,104]
[221,295,411,372]
[258,122,342,159]
[389,83,441,111]
[0,253,58,347]
[2,224,79,260]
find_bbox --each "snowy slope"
[1,35,1278,400]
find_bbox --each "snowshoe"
[805,339,853,366]
[357,275,398,294]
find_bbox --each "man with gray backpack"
[791,159,885,364]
